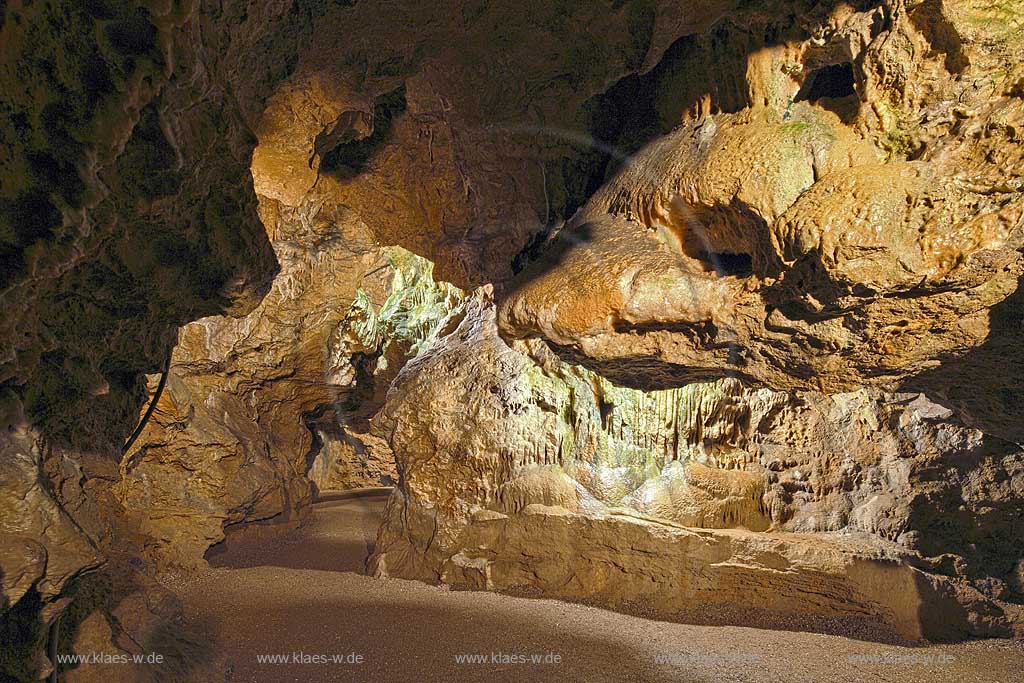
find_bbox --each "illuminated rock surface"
[498,1,1024,443]
[0,1,1022,680]
[371,289,1023,641]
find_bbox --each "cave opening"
[793,60,860,122]
[797,62,857,102]
[319,86,408,176]
[695,250,754,277]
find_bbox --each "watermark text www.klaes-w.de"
[454,651,562,665]
[654,653,764,666]
[56,652,165,665]
[847,653,957,666]
[256,651,365,665]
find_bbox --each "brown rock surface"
[108,0,848,578]
[117,182,460,568]
[0,1,329,678]
[497,1,1024,441]
[1,1,1023,680]
[248,0,750,287]
[0,424,100,609]
[371,289,1024,640]
[105,0,826,580]
[307,426,398,492]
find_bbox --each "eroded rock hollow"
[1,0,1023,680]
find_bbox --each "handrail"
[121,354,172,455]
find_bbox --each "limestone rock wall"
[1,4,775,674]
[117,182,461,568]
[2,0,1024,677]
[248,0,750,288]
[370,289,1024,639]
[307,425,397,491]
[110,0,813,574]
[497,0,1024,442]
[0,1,332,678]
[114,182,378,567]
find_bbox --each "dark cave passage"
[2,1,1024,681]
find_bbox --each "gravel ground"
[169,490,1024,683]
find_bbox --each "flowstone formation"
[498,0,1024,443]
[2,0,1024,679]
[371,289,1024,640]
[118,201,461,568]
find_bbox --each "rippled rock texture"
[1,1,324,678]
[119,214,460,568]
[498,0,1024,443]
[2,0,1023,679]
[371,290,1024,640]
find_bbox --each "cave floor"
[166,490,1024,683]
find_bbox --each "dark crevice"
[909,0,970,74]
[547,340,759,390]
[796,62,856,102]
[320,86,407,176]
[794,61,860,123]
[302,412,327,499]
[696,250,754,278]
[611,319,719,344]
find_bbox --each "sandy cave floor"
[156,490,1024,683]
